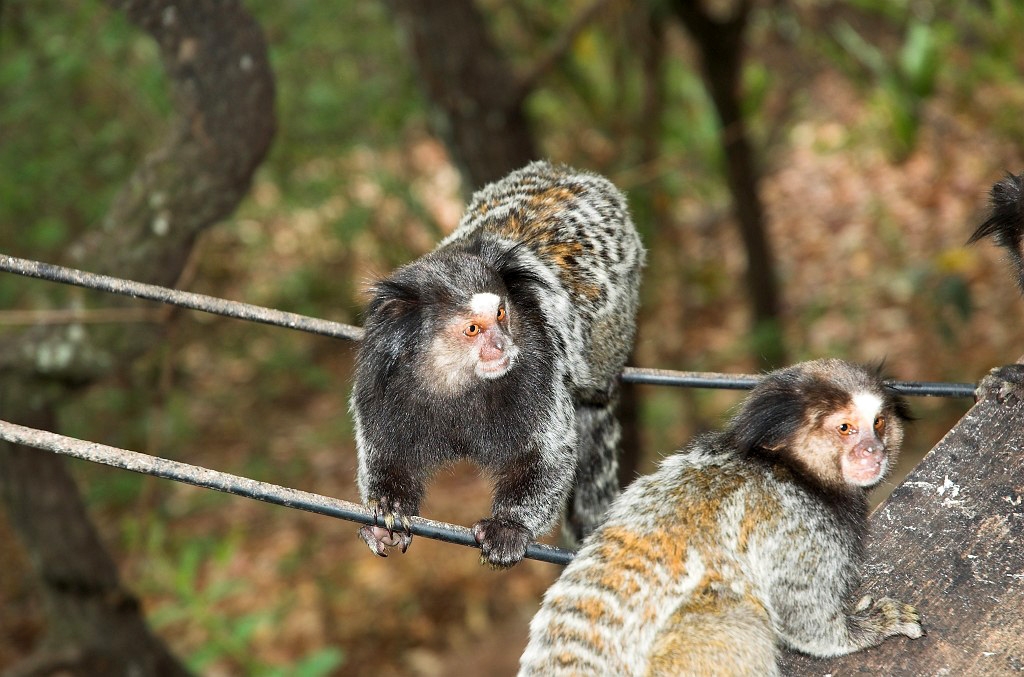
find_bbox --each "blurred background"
[1,0,1022,675]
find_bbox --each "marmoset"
[351,161,645,568]
[969,171,1024,294]
[968,172,1024,401]
[519,358,922,675]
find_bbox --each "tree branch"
[511,0,616,106]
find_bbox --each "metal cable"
[0,253,984,566]
[0,253,364,341]
[0,254,978,398]
[620,367,976,398]
[0,419,575,566]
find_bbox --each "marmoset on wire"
[351,161,645,568]
[519,358,923,675]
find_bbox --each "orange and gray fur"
[352,161,644,568]
[519,359,922,675]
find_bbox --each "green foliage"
[142,524,346,675]
[908,266,974,344]
[749,318,787,371]
[741,61,773,122]
[60,380,161,450]
[0,0,169,315]
[661,59,722,166]
[832,17,942,159]
[0,1,168,254]
[946,0,1024,138]
[0,0,424,310]
[900,22,940,99]
[242,1,422,196]
[278,648,346,677]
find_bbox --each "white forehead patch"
[852,392,883,422]
[470,292,501,316]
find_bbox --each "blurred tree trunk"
[0,404,188,677]
[618,9,668,487]
[385,0,537,191]
[669,0,787,369]
[0,1,275,674]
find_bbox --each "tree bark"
[669,0,786,369]
[0,1,275,674]
[384,0,537,190]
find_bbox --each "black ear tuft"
[360,276,425,369]
[488,241,547,298]
[884,386,914,423]
[367,278,420,322]
[727,372,805,455]
[968,172,1024,293]
[968,172,1024,248]
[864,358,887,378]
[867,360,915,422]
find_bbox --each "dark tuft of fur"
[884,385,914,423]
[726,364,852,456]
[361,277,424,371]
[726,370,808,456]
[489,242,548,301]
[968,172,1024,293]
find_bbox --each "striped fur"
[353,161,645,567]
[520,359,922,674]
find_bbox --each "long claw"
[359,496,415,557]
[358,525,389,557]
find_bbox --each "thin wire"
[0,254,977,398]
[0,419,575,566]
[620,367,977,399]
[0,254,364,341]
